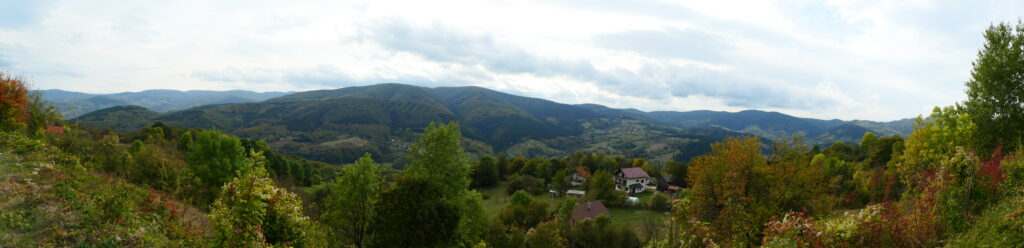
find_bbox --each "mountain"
[71,83,913,165]
[645,109,912,145]
[37,89,292,118]
[71,105,160,132]
[74,84,750,165]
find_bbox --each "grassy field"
[608,207,670,228]
[478,182,563,216]
[476,182,669,229]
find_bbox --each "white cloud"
[1,0,1020,121]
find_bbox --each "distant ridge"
[37,89,292,118]
[70,83,913,165]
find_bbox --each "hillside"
[71,83,912,165]
[71,105,159,132]
[0,132,208,246]
[38,89,291,118]
[646,109,911,144]
[73,84,749,165]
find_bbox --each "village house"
[565,189,586,198]
[569,167,588,186]
[614,167,650,195]
[571,200,611,224]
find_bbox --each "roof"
[618,167,650,179]
[566,189,586,195]
[573,167,589,177]
[572,201,611,223]
[45,126,64,135]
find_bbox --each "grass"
[945,191,1024,247]
[632,190,654,204]
[478,182,562,216]
[0,132,209,247]
[608,207,670,228]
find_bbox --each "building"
[571,200,611,224]
[615,167,650,195]
[569,188,585,198]
[569,167,589,186]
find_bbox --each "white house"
[615,167,651,195]
[569,167,589,186]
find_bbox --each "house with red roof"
[569,167,589,186]
[615,167,650,195]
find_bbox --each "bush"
[506,174,545,195]
[209,162,322,247]
[649,192,671,211]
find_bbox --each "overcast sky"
[1,0,1021,121]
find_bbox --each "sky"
[1,0,1022,121]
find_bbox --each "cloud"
[359,19,848,110]
[595,27,733,63]
[4,0,1023,120]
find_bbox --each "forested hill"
[644,109,915,144]
[70,83,910,165]
[37,89,291,118]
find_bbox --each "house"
[571,200,611,224]
[45,126,64,136]
[657,175,678,192]
[615,167,650,195]
[569,167,589,186]
[566,189,586,198]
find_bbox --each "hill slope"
[38,89,291,118]
[646,109,912,144]
[71,83,913,164]
[76,84,748,164]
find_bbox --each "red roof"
[45,126,64,135]
[618,167,650,179]
[574,167,589,177]
[572,200,611,223]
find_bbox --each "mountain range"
[37,89,291,118]
[53,84,914,165]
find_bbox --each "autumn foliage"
[0,71,30,130]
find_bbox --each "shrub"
[649,192,671,211]
[506,174,545,195]
[209,160,321,247]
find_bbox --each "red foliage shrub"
[0,72,29,125]
[979,144,1006,191]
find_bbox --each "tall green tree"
[552,169,572,195]
[372,177,460,248]
[323,154,382,248]
[666,161,688,187]
[401,122,488,247]
[187,129,252,205]
[404,122,471,196]
[964,21,1024,154]
[586,171,620,205]
[471,155,500,188]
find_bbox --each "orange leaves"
[0,72,30,126]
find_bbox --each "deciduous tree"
[964,21,1024,154]
[323,153,382,248]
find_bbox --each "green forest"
[3,21,1024,248]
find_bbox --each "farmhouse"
[571,200,611,224]
[565,189,586,198]
[615,167,650,195]
[569,167,588,186]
